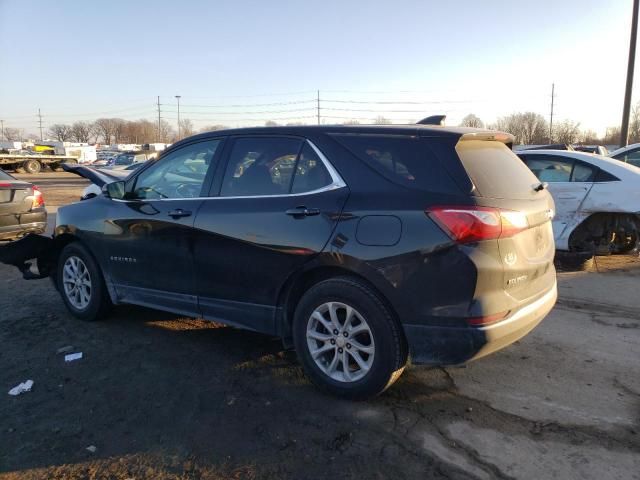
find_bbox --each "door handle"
[285,206,321,217]
[168,209,192,218]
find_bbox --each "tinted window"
[594,169,620,182]
[331,134,459,192]
[615,148,640,166]
[291,143,332,194]
[132,140,220,199]
[221,137,303,196]
[456,140,540,198]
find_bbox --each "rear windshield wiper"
[533,182,548,192]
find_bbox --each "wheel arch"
[567,211,640,254]
[276,262,404,347]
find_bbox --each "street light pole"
[620,0,639,147]
[175,95,182,140]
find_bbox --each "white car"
[516,149,640,255]
[609,143,640,167]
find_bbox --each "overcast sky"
[0,0,636,135]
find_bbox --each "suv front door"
[101,138,223,315]
[192,136,349,334]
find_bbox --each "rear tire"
[57,243,112,321]
[23,159,42,174]
[293,276,407,399]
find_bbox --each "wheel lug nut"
[338,348,343,353]
[330,339,336,345]
[333,329,338,335]
[346,343,351,349]
[343,332,348,337]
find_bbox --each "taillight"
[31,186,45,209]
[427,206,528,243]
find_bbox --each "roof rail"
[416,115,446,126]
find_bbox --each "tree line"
[4,106,640,146]
[459,102,640,146]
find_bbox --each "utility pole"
[38,108,44,141]
[175,95,182,139]
[317,90,321,125]
[0,120,4,141]
[156,96,162,142]
[621,0,639,147]
[549,83,555,143]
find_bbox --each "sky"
[0,0,636,137]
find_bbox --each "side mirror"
[103,181,126,200]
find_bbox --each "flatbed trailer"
[0,154,79,174]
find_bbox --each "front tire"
[23,159,42,174]
[57,243,112,321]
[293,277,407,399]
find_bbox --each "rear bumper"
[0,221,47,240]
[404,282,557,365]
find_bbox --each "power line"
[37,108,43,141]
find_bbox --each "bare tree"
[579,129,600,144]
[94,118,116,144]
[373,116,392,125]
[200,124,228,132]
[459,114,484,128]
[343,120,361,125]
[629,101,640,144]
[3,127,21,141]
[111,118,127,144]
[179,119,195,138]
[48,124,73,141]
[158,119,174,143]
[491,112,548,145]
[265,120,279,126]
[553,120,581,144]
[70,121,94,143]
[602,126,622,145]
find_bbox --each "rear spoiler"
[417,115,446,126]
[458,131,515,150]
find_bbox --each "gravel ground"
[1,172,639,479]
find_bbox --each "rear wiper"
[533,182,548,192]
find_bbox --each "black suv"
[1,125,557,398]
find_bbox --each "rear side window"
[457,141,540,199]
[331,134,460,193]
[291,143,332,194]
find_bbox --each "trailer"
[0,154,79,174]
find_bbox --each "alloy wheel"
[62,255,92,310]
[306,301,375,382]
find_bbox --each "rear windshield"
[456,140,540,199]
[331,134,460,193]
[0,169,13,181]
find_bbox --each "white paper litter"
[65,352,83,362]
[8,380,34,396]
[86,445,97,453]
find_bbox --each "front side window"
[220,137,333,197]
[616,148,640,166]
[132,140,221,199]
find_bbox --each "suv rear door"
[192,136,349,334]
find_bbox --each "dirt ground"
[1,172,639,479]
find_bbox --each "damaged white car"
[516,150,640,255]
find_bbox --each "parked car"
[104,152,151,170]
[0,169,46,241]
[516,149,640,255]
[573,145,608,156]
[609,142,640,167]
[0,125,557,398]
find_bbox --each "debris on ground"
[86,445,97,453]
[65,352,83,362]
[8,380,34,396]
[56,345,74,354]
